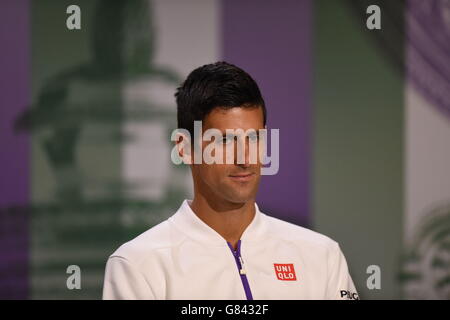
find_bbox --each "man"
[102,61,358,300]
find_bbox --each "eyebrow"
[221,131,260,138]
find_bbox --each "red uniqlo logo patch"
[274,263,297,281]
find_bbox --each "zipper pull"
[239,256,246,275]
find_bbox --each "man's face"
[191,106,265,205]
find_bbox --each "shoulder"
[262,213,340,253]
[108,217,181,267]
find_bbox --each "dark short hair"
[175,61,266,135]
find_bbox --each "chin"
[221,190,256,205]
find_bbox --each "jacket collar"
[169,199,268,247]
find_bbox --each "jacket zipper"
[226,239,253,300]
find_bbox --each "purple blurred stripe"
[406,0,450,119]
[0,0,30,299]
[222,0,312,226]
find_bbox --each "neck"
[189,193,256,250]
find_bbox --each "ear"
[175,132,192,165]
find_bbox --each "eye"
[248,133,259,142]
[219,135,234,145]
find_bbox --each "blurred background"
[0,0,449,299]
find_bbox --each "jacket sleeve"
[326,242,359,300]
[102,256,156,300]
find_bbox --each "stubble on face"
[191,106,265,208]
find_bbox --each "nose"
[234,135,252,168]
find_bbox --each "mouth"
[228,172,255,182]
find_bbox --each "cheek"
[200,164,228,183]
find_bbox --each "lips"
[228,172,255,182]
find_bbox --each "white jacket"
[103,200,358,300]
